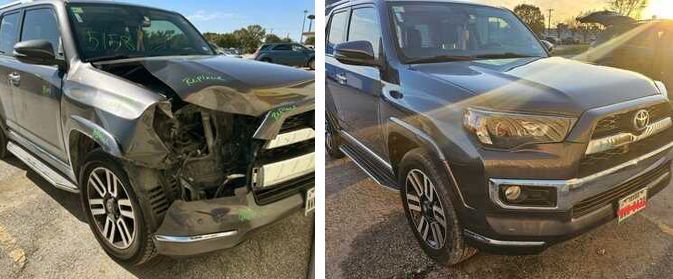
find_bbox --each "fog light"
[504,186,522,201]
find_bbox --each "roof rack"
[0,0,33,10]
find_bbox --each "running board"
[339,143,399,190]
[7,142,79,193]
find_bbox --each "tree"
[234,25,267,54]
[513,4,546,36]
[264,34,283,43]
[304,36,315,46]
[608,0,648,18]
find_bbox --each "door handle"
[389,91,404,99]
[335,73,347,84]
[8,72,20,87]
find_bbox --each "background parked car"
[254,43,315,70]
[580,12,673,91]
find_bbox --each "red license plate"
[618,188,648,223]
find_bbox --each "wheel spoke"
[89,199,106,216]
[417,216,430,241]
[409,172,423,197]
[106,170,117,198]
[431,222,444,247]
[116,218,132,247]
[424,176,433,202]
[433,205,447,228]
[89,173,107,197]
[406,194,421,212]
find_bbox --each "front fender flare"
[68,115,123,158]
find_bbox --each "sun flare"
[643,0,673,19]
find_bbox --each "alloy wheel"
[405,169,447,249]
[87,167,137,250]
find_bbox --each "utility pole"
[300,10,308,44]
[547,9,554,36]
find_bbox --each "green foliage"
[513,4,546,36]
[304,36,315,46]
[205,25,296,54]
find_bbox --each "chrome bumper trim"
[489,141,673,211]
[253,152,315,188]
[265,128,315,149]
[464,229,546,247]
[154,231,238,243]
[586,117,672,155]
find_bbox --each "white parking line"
[0,225,26,269]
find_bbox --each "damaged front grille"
[251,110,315,205]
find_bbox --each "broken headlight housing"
[464,108,576,149]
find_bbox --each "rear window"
[0,12,20,55]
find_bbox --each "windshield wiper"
[87,54,141,63]
[472,53,541,59]
[405,55,475,64]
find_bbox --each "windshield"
[66,3,214,62]
[389,2,547,64]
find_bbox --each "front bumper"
[152,186,311,257]
[463,143,673,254]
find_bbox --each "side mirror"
[334,40,378,67]
[540,40,555,53]
[13,40,65,68]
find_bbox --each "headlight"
[464,108,575,149]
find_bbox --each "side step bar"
[7,142,79,193]
[339,142,399,190]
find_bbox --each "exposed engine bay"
[95,60,315,205]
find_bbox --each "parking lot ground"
[327,155,673,279]
[0,157,313,279]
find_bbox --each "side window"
[292,44,306,52]
[347,7,381,59]
[328,11,348,47]
[21,8,61,57]
[0,12,20,55]
[274,44,291,51]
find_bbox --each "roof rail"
[0,0,33,10]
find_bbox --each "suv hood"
[410,57,659,116]
[105,56,315,117]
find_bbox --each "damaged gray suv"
[0,0,314,265]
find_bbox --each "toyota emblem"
[633,109,650,131]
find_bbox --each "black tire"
[308,58,315,70]
[326,113,345,159]
[0,127,9,159]
[399,148,477,266]
[80,150,157,266]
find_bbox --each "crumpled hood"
[139,56,314,117]
[410,57,659,116]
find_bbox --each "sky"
[478,0,672,24]
[0,0,315,42]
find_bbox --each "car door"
[326,8,351,127]
[271,44,292,65]
[8,6,67,160]
[290,44,310,66]
[0,11,22,133]
[329,5,385,155]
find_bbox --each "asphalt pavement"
[326,155,673,279]
[0,157,314,279]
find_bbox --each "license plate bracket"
[305,188,315,216]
